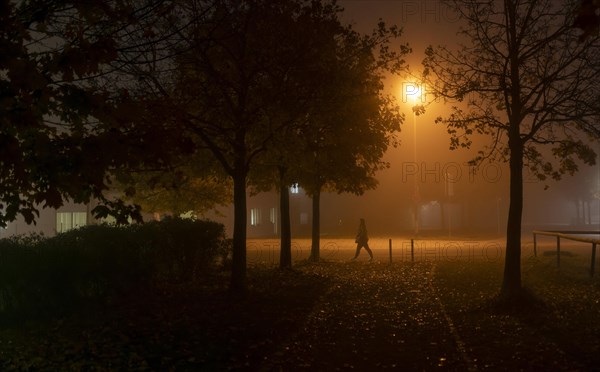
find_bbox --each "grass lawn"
[435,253,600,370]
[0,246,598,370]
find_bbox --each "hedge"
[0,217,229,321]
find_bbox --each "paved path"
[247,237,514,265]
[259,261,473,370]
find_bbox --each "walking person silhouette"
[353,218,373,261]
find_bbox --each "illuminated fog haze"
[211,0,600,239]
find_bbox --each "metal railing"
[532,230,600,277]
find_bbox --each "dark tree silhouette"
[252,17,408,266]
[0,0,175,226]
[136,0,366,290]
[423,0,600,299]
[297,22,408,262]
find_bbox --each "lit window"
[290,183,299,194]
[56,212,87,233]
[250,208,262,226]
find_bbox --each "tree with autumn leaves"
[0,0,176,226]
[4,0,599,299]
[295,23,407,263]
[250,19,408,268]
[140,0,408,288]
[1,0,408,293]
[423,0,600,300]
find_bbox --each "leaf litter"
[0,258,598,370]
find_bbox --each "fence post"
[591,243,597,278]
[533,232,537,257]
[411,239,415,262]
[389,238,392,264]
[556,236,561,268]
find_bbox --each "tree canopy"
[249,18,408,265]
[0,0,181,226]
[423,0,600,298]
[2,0,409,292]
[116,154,232,218]
[294,22,407,261]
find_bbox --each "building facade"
[0,200,96,239]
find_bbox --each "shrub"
[0,217,227,321]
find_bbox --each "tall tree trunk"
[230,171,247,293]
[501,0,524,299]
[502,131,524,297]
[310,187,321,262]
[279,167,292,269]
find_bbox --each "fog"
[318,144,600,238]
[324,94,599,237]
[215,100,599,238]
[324,0,600,237]
[209,0,600,239]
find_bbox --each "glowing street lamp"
[406,84,422,102]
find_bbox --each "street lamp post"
[408,84,421,236]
